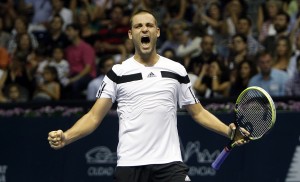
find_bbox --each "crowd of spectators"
[0,0,300,103]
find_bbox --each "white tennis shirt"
[97,55,199,166]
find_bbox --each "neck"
[73,37,81,45]
[134,52,159,66]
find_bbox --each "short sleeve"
[96,70,117,103]
[178,70,199,108]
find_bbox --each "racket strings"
[236,90,273,139]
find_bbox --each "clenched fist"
[48,130,66,150]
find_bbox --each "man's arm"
[185,103,249,145]
[185,103,232,138]
[48,98,113,149]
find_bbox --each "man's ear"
[157,28,160,38]
[128,30,132,40]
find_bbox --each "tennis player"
[48,10,249,182]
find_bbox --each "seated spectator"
[285,55,300,96]
[258,0,283,43]
[48,47,69,85]
[3,83,28,103]
[159,20,186,56]
[63,23,97,100]
[230,60,258,96]
[32,65,60,101]
[248,51,288,96]
[50,0,73,30]
[176,25,202,68]
[0,16,11,49]
[226,33,252,71]
[272,36,292,72]
[41,14,70,56]
[237,16,265,57]
[262,11,291,56]
[76,8,96,46]
[86,56,114,101]
[193,59,231,98]
[94,5,129,57]
[188,34,219,75]
[3,58,35,98]
[287,33,300,78]
[8,16,38,55]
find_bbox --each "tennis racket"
[211,86,276,170]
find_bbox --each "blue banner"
[0,112,299,182]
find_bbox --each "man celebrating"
[48,10,248,182]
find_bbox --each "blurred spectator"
[0,16,11,48]
[13,33,36,63]
[69,0,102,22]
[48,47,70,85]
[76,8,96,46]
[32,65,60,101]
[94,4,129,57]
[133,0,168,28]
[3,83,28,102]
[188,34,218,73]
[86,56,114,101]
[163,0,187,22]
[42,14,70,56]
[7,16,38,54]
[176,25,202,68]
[63,23,96,99]
[193,59,231,98]
[223,0,248,37]
[272,36,292,72]
[193,2,229,58]
[230,60,258,96]
[227,33,251,71]
[248,51,288,96]
[287,33,300,78]
[285,55,300,96]
[258,0,284,42]
[113,38,134,64]
[0,0,17,31]
[162,48,179,63]
[3,58,34,98]
[159,20,186,55]
[237,16,265,57]
[262,11,291,55]
[27,47,50,85]
[18,0,52,32]
[50,0,73,30]
[0,47,10,70]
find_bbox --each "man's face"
[258,54,272,75]
[274,14,288,33]
[65,27,78,42]
[128,13,160,56]
[201,36,214,54]
[237,19,250,35]
[232,36,247,53]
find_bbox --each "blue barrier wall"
[0,112,300,182]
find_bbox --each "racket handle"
[211,147,231,170]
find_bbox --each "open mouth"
[141,36,150,45]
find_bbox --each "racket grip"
[211,147,231,170]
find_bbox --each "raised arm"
[48,98,113,149]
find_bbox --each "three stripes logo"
[147,72,156,78]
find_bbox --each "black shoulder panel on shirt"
[107,69,143,84]
[161,71,190,84]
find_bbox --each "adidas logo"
[147,72,156,78]
[185,175,191,181]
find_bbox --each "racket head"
[234,86,276,140]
